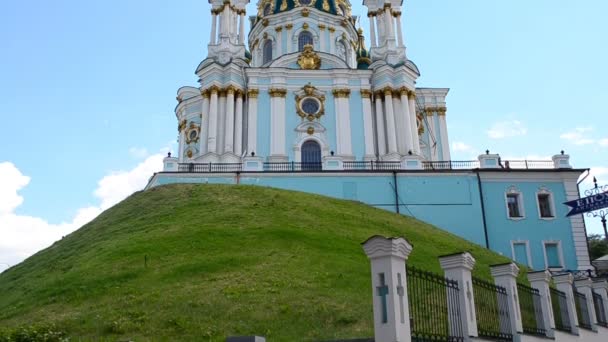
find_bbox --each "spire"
[356,28,371,69]
[207,0,249,64]
[363,0,407,65]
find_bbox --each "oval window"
[302,98,320,115]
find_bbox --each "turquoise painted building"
[151,0,593,271]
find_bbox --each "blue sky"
[1,0,607,269]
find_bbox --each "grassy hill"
[0,184,524,341]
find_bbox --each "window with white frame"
[505,187,524,219]
[262,40,273,65]
[543,241,563,269]
[536,187,555,219]
[511,241,532,267]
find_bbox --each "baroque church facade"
[150,0,593,274]
[175,0,450,165]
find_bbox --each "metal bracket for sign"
[565,177,608,240]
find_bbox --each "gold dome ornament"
[297,44,321,70]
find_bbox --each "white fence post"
[490,263,523,340]
[592,279,608,325]
[553,273,579,335]
[528,270,556,338]
[439,252,478,340]
[575,277,599,331]
[362,235,413,342]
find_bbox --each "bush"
[0,325,68,342]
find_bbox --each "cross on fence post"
[363,235,413,342]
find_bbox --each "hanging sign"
[564,191,608,217]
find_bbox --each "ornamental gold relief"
[247,89,259,98]
[295,84,326,122]
[297,44,321,70]
[360,89,372,98]
[185,122,201,144]
[268,88,287,97]
[332,88,351,98]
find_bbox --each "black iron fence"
[471,277,513,341]
[517,283,546,336]
[343,160,402,171]
[593,291,608,327]
[550,288,572,333]
[263,162,322,172]
[178,163,242,173]
[422,161,480,170]
[574,291,592,330]
[406,266,464,342]
[501,160,555,169]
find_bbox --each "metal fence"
[594,291,608,327]
[517,283,546,336]
[178,163,242,173]
[471,277,513,341]
[574,291,592,330]
[342,161,402,171]
[263,162,322,172]
[550,288,572,332]
[422,161,480,170]
[501,160,555,169]
[406,266,464,342]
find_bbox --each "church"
[148,0,593,274]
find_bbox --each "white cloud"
[129,147,149,159]
[0,153,164,273]
[487,120,527,139]
[560,127,595,145]
[599,138,608,147]
[452,141,473,152]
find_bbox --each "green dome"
[244,49,252,62]
[257,0,351,18]
[355,28,371,70]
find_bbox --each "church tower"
[174,0,451,165]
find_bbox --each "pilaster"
[224,87,236,154]
[592,279,608,325]
[333,88,352,157]
[407,92,420,155]
[527,271,556,338]
[374,92,387,156]
[234,91,244,156]
[361,90,376,160]
[269,88,287,161]
[490,263,523,339]
[208,87,219,154]
[247,89,259,155]
[439,252,478,339]
[399,89,413,154]
[574,278,598,331]
[553,273,579,335]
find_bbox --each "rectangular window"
[513,242,530,266]
[507,193,522,218]
[545,243,562,268]
[538,194,554,218]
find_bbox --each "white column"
[426,110,438,161]
[383,89,398,155]
[207,88,219,154]
[407,92,420,155]
[333,89,352,157]
[178,127,186,162]
[200,91,210,155]
[224,88,236,154]
[384,7,394,45]
[247,89,258,155]
[210,13,217,44]
[438,110,450,161]
[276,28,283,55]
[528,271,556,338]
[239,12,245,44]
[554,274,579,335]
[286,25,293,53]
[574,278,598,331]
[396,14,404,47]
[269,89,286,160]
[361,90,376,160]
[222,4,230,37]
[392,92,404,154]
[319,26,326,52]
[217,91,227,155]
[399,89,413,154]
[439,252,478,338]
[490,263,524,336]
[369,14,377,47]
[362,236,413,342]
[329,28,336,54]
[374,93,387,156]
[234,91,243,156]
[377,12,385,46]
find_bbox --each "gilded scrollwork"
[295,83,326,122]
[297,44,321,70]
[185,122,201,144]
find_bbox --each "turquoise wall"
[256,91,271,156]
[349,92,365,159]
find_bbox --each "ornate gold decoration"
[302,8,309,16]
[186,149,193,159]
[341,19,348,27]
[178,119,187,132]
[437,108,447,116]
[295,83,326,121]
[275,26,283,32]
[408,90,416,99]
[373,90,383,98]
[226,85,236,95]
[268,88,287,97]
[383,3,392,9]
[247,89,259,98]
[263,32,268,39]
[286,23,293,30]
[332,88,351,98]
[322,0,330,11]
[307,126,315,135]
[186,122,201,144]
[318,24,326,30]
[280,0,287,11]
[392,11,401,17]
[416,113,425,135]
[328,27,335,33]
[219,89,227,97]
[398,87,409,96]
[303,23,309,29]
[383,87,394,96]
[262,18,269,26]
[360,89,372,98]
[297,44,321,70]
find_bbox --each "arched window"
[263,4,272,16]
[263,40,273,65]
[301,140,322,170]
[298,31,314,51]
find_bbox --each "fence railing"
[178,163,242,173]
[593,292,608,328]
[342,160,403,171]
[407,266,464,342]
[574,291,592,330]
[501,160,555,169]
[550,288,572,333]
[517,283,546,336]
[472,277,513,341]
[263,162,322,172]
[422,161,481,170]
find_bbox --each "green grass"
[0,184,526,341]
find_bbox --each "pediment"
[268,51,350,70]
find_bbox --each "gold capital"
[286,23,293,30]
[201,89,211,98]
[318,24,326,30]
[328,27,335,33]
[247,89,259,98]
[408,90,416,99]
[383,87,394,96]
[303,23,309,29]
[360,89,372,99]
[275,26,283,32]
[269,88,287,97]
[332,88,351,98]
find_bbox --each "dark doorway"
[301,140,322,171]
